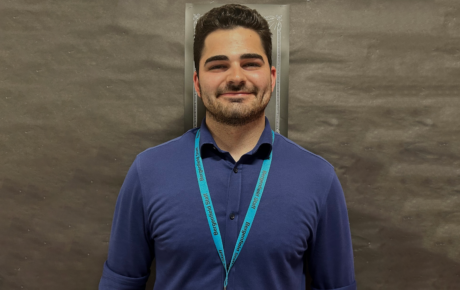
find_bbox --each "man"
[99,4,356,290]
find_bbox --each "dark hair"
[193,4,272,77]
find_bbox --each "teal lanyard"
[194,129,275,289]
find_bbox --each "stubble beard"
[199,81,272,127]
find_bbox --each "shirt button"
[230,214,235,220]
[233,167,238,173]
[213,146,216,150]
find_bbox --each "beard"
[199,81,272,127]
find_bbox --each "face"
[193,27,276,127]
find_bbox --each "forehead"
[201,27,265,60]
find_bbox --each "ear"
[193,71,201,98]
[270,66,277,92]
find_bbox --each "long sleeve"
[305,173,356,290]
[99,157,154,290]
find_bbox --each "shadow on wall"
[348,208,460,289]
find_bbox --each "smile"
[219,92,253,97]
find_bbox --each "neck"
[205,113,266,163]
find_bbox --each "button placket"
[224,164,242,271]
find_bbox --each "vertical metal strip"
[275,15,282,133]
[193,13,201,128]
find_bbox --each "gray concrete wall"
[1,0,459,289]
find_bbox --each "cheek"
[249,73,270,88]
[200,76,224,91]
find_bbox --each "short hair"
[193,4,272,77]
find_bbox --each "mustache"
[216,83,258,96]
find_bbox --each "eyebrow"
[204,53,265,66]
[240,53,265,63]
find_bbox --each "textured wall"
[1,0,459,289]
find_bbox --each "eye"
[209,65,227,70]
[243,62,261,68]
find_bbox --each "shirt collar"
[199,116,274,159]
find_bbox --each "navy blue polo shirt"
[99,117,356,290]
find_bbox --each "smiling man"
[99,4,356,290]
[193,25,276,162]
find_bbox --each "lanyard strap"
[194,129,274,289]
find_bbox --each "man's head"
[194,4,272,77]
[193,4,276,127]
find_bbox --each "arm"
[99,156,154,290]
[305,172,356,290]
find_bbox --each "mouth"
[219,92,253,97]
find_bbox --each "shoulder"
[273,133,337,189]
[133,128,197,173]
[137,128,197,158]
[274,133,334,169]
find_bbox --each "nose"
[226,63,246,86]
